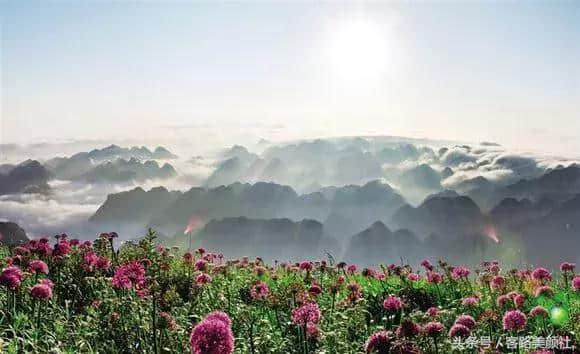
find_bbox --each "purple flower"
[189,314,234,354]
[395,319,421,338]
[250,281,269,300]
[454,315,476,330]
[291,302,321,326]
[28,260,49,274]
[502,310,527,331]
[451,266,470,280]
[205,311,232,327]
[529,306,548,318]
[195,273,212,286]
[382,295,403,311]
[0,266,23,289]
[299,261,313,272]
[194,259,207,271]
[560,262,575,272]
[573,276,580,291]
[365,330,392,354]
[423,321,444,337]
[531,267,552,283]
[448,324,471,338]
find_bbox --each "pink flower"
[531,267,552,283]
[30,280,53,300]
[308,283,322,296]
[112,261,146,290]
[560,262,575,272]
[0,266,23,289]
[28,260,49,274]
[490,275,505,290]
[454,315,476,330]
[291,302,321,326]
[205,311,232,327]
[53,240,71,257]
[189,314,234,354]
[382,295,403,311]
[573,276,580,291]
[462,297,479,307]
[299,261,313,272]
[407,273,419,282]
[347,264,357,274]
[250,281,269,300]
[426,271,443,284]
[195,273,212,286]
[534,285,554,298]
[496,294,510,307]
[529,306,548,318]
[306,322,319,339]
[423,321,444,337]
[194,260,207,271]
[513,294,526,308]
[426,307,439,317]
[365,330,392,354]
[448,324,470,338]
[395,319,420,338]
[451,266,470,280]
[502,310,527,331]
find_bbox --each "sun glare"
[328,20,388,82]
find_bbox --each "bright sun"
[328,20,388,82]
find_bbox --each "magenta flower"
[306,322,319,339]
[28,260,49,274]
[250,281,269,300]
[205,311,232,327]
[382,295,403,311]
[490,275,505,290]
[420,259,434,271]
[347,264,357,274]
[573,276,580,291]
[496,294,510,307]
[534,285,554,298]
[461,297,479,307]
[189,315,234,354]
[426,307,439,317]
[53,240,71,257]
[291,302,321,326]
[454,315,476,330]
[112,261,146,290]
[194,259,207,271]
[426,271,443,284]
[448,324,471,338]
[407,273,419,282]
[195,273,212,286]
[0,266,23,289]
[395,319,421,338]
[423,321,444,337]
[502,310,527,331]
[560,262,575,272]
[531,267,552,283]
[451,266,470,280]
[30,279,54,300]
[365,330,392,354]
[513,294,526,308]
[308,283,322,296]
[529,306,548,318]
[299,261,313,272]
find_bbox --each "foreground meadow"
[0,230,578,353]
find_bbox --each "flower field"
[0,230,578,353]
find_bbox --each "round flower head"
[306,322,319,339]
[383,295,403,311]
[299,261,313,272]
[291,302,321,326]
[451,266,470,280]
[502,310,527,331]
[490,275,505,290]
[423,321,444,337]
[531,267,552,283]
[195,273,212,286]
[560,262,575,272]
[347,264,357,274]
[513,294,526,308]
[189,317,234,354]
[194,259,207,271]
[462,297,479,307]
[308,283,322,296]
[30,279,54,300]
[454,315,476,330]
[426,271,443,284]
[112,261,146,290]
[420,259,434,271]
[448,324,471,338]
[53,240,71,257]
[250,281,269,300]
[28,260,49,274]
[0,266,23,289]
[534,285,554,298]
[365,330,391,354]
[573,276,580,291]
[407,273,419,282]
[426,307,439,317]
[395,319,421,338]
[496,294,510,307]
[529,306,548,318]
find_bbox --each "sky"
[1,1,579,156]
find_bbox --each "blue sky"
[1,1,578,154]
